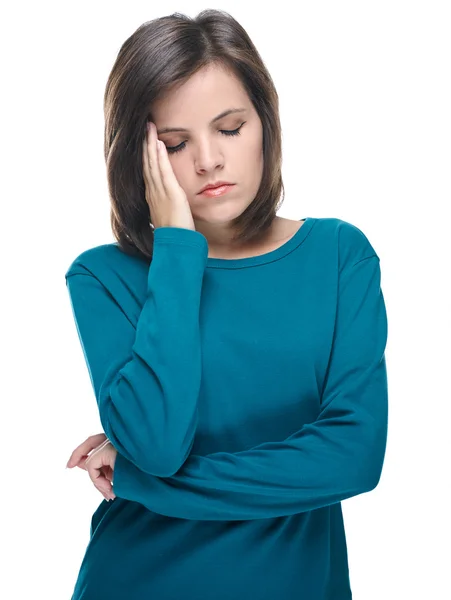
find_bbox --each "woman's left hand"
[66,433,117,501]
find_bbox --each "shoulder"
[313,217,377,252]
[312,216,380,268]
[65,242,141,280]
[64,243,149,322]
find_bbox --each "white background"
[2,1,450,598]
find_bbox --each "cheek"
[245,125,263,157]
[246,137,264,168]
[245,132,264,182]
[168,159,186,186]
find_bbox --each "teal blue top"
[65,217,388,600]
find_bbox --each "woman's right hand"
[143,121,196,231]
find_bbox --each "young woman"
[65,9,389,600]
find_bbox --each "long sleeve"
[111,253,388,520]
[65,227,208,477]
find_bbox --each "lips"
[198,181,234,194]
[199,184,234,198]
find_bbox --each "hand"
[143,121,196,231]
[66,434,117,501]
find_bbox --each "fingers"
[74,439,111,471]
[84,438,112,468]
[154,134,177,196]
[91,466,114,497]
[66,435,116,502]
[143,121,164,200]
[66,433,107,468]
[75,455,89,470]
[142,126,154,193]
[88,437,111,457]
[85,444,116,500]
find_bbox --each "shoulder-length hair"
[104,9,285,261]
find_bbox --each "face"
[150,64,264,246]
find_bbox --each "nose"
[194,139,225,174]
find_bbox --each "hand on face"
[143,121,196,231]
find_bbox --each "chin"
[193,202,246,223]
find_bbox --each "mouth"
[198,184,235,198]
[198,181,235,193]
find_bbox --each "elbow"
[342,425,387,496]
[147,461,182,479]
[108,445,192,479]
[361,464,383,493]
[357,438,387,494]
[102,429,190,477]
[102,398,197,478]
[155,441,194,478]
[150,426,196,477]
[135,441,194,478]
[127,452,185,478]
[154,452,188,478]
[346,463,383,498]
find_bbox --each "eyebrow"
[156,108,247,135]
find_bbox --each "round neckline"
[206,217,315,269]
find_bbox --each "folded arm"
[112,255,389,520]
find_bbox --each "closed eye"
[165,122,246,155]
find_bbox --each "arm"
[112,255,388,520]
[65,227,208,477]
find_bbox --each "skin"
[66,433,116,501]
[150,63,300,257]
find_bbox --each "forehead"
[151,65,251,123]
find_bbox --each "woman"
[65,9,389,600]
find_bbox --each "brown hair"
[104,9,285,262]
